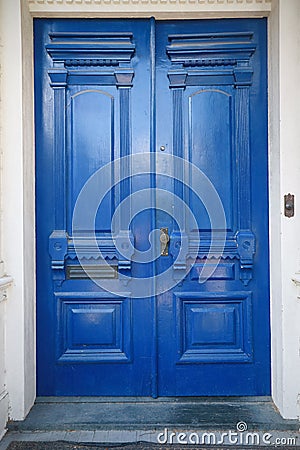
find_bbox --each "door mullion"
[150,17,159,399]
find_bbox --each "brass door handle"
[160,228,170,256]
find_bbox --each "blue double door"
[35,18,270,396]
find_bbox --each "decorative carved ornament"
[27,0,272,12]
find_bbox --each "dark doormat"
[6,444,300,450]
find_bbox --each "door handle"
[160,228,170,256]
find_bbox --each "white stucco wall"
[0,298,8,440]
[267,0,300,419]
[0,0,299,439]
[0,0,19,437]
[275,0,300,418]
[0,0,35,431]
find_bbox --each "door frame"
[1,0,300,420]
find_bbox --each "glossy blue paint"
[35,18,270,396]
[56,293,132,363]
[175,292,253,364]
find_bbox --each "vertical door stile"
[169,75,188,278]
[150,17,158,398]
[117,78,131,227]
[53,84,67,230]
[115,69,134,277]
[48,68,68,287]
[234,67,256,286]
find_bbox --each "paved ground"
[5,445,300,450]
[0,397,298,450]
[7,397,299,431]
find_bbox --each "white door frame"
[0,0,299,422]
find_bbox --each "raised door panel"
[187,88,234,232]
[68,89,115,233]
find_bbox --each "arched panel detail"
[71,89,114,100]
[190,88,231,98]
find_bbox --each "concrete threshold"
[0,397,299,449]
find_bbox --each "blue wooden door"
[35,18,270,396]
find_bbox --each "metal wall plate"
[284,193,294,217]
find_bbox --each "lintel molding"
[46,32,135,65]
[27,0,272,14]
[167,32,256,87]
[167,32,255,68]
[47,32,135,86]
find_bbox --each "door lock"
[160,228,170,256]
[284,193,294,217]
